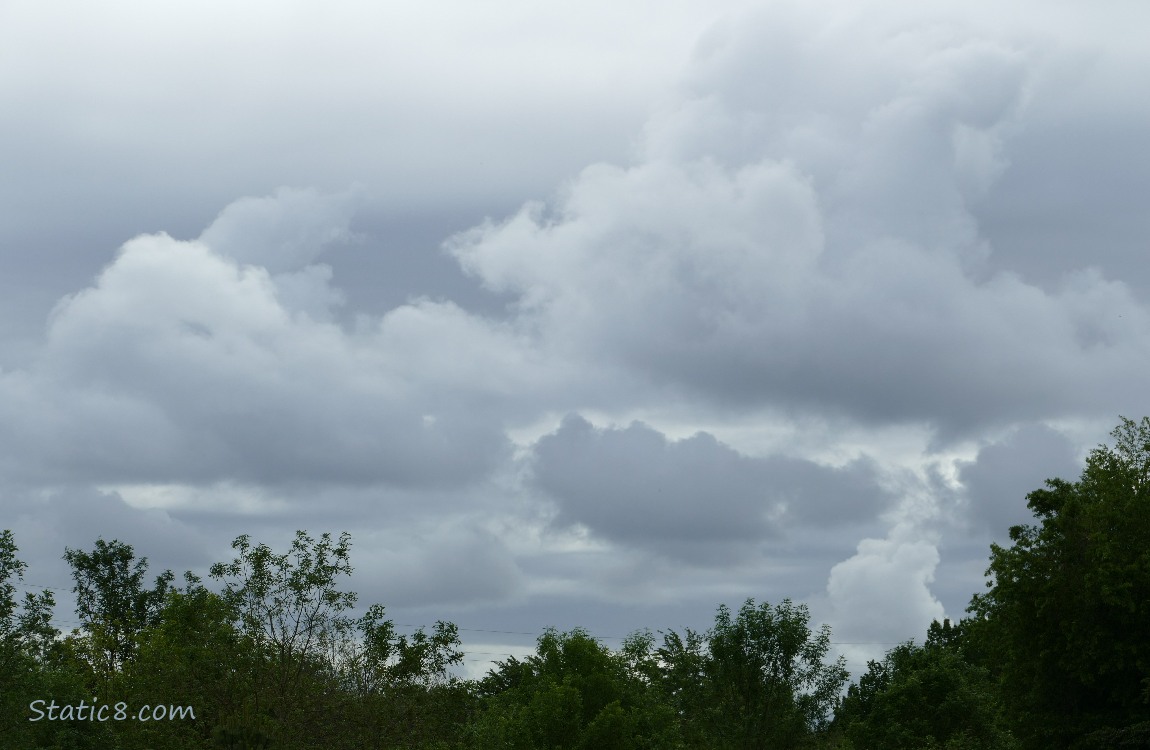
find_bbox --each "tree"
[3,530,114,750]
[209,530,359,744]
[650,599,849,748]
[210,531,357,670]
[678,598,848,749]
[1,529,58,673]
[126,583,261,750]
[835,625,1016,750]
[654,626,711,747]
[2,529,56,746]
[63,537,174,680]
[469,627,680,750]
[335,603,469,749]
[208,530,470,749]
[967,417,1150,748]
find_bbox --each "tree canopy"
[965,417,1150,748]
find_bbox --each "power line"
[12,581,70,592]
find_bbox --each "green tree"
[2,529,54,746]
[469,627,680,750]
[335,604,469,749]
[63,537,175,682]
[124,583,262,750]
[208,530,470,750]
[209,531,359,746]
[1,529,58,674]
[209,531,357,675]
[967,416,1150,748]
[835,625,1016,750]
[3,530,116,750]
[667,598,848,749]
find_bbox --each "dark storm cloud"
[529,415,893,558]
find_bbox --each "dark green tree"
[63,537,175,681]
[835,625,1016,750]
[469,627,680,750]
[335,604,469,749]
[208,530,470,749]
[2,529,55,746]
[967,417,1150,748]
[209,531,357,673]
[663,598,847,749]
[123,582,261,750]
[209,531,359,747]
[3,530,116,750]
[1,529,58,674]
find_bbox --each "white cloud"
[821,525,946,667]
[446,3,1150,439]
[0,191,524,488]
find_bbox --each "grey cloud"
[529,415,893,560]
[353,523,525,611]
[0,194,518,489]
[197,187,363,275]
[448,6,1150,441]
[957,423,1081,537]
[1,483,214,601]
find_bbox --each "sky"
[3,0,1149,679]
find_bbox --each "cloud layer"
[2,0,1149,671]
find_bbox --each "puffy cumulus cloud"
[194,186,356,323]
[821,525,946,666]
[957,423,1081,537]
[528,414,893,562]
[448,3,1150,440]
[0,190,530,489]
[450,157,823,358]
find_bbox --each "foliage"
[63,537,175,681]
[339,604,463,693]
[121,584,259,749]
[2,529,118,750]
[210,531,357,674]
[835,624,1016,750]
[659,598,848,750]
[335,605,470,749]
[207,530,472,749]
[967,417,1150,748]
[469,627,680,750]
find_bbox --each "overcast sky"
[3,0,1149,677]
